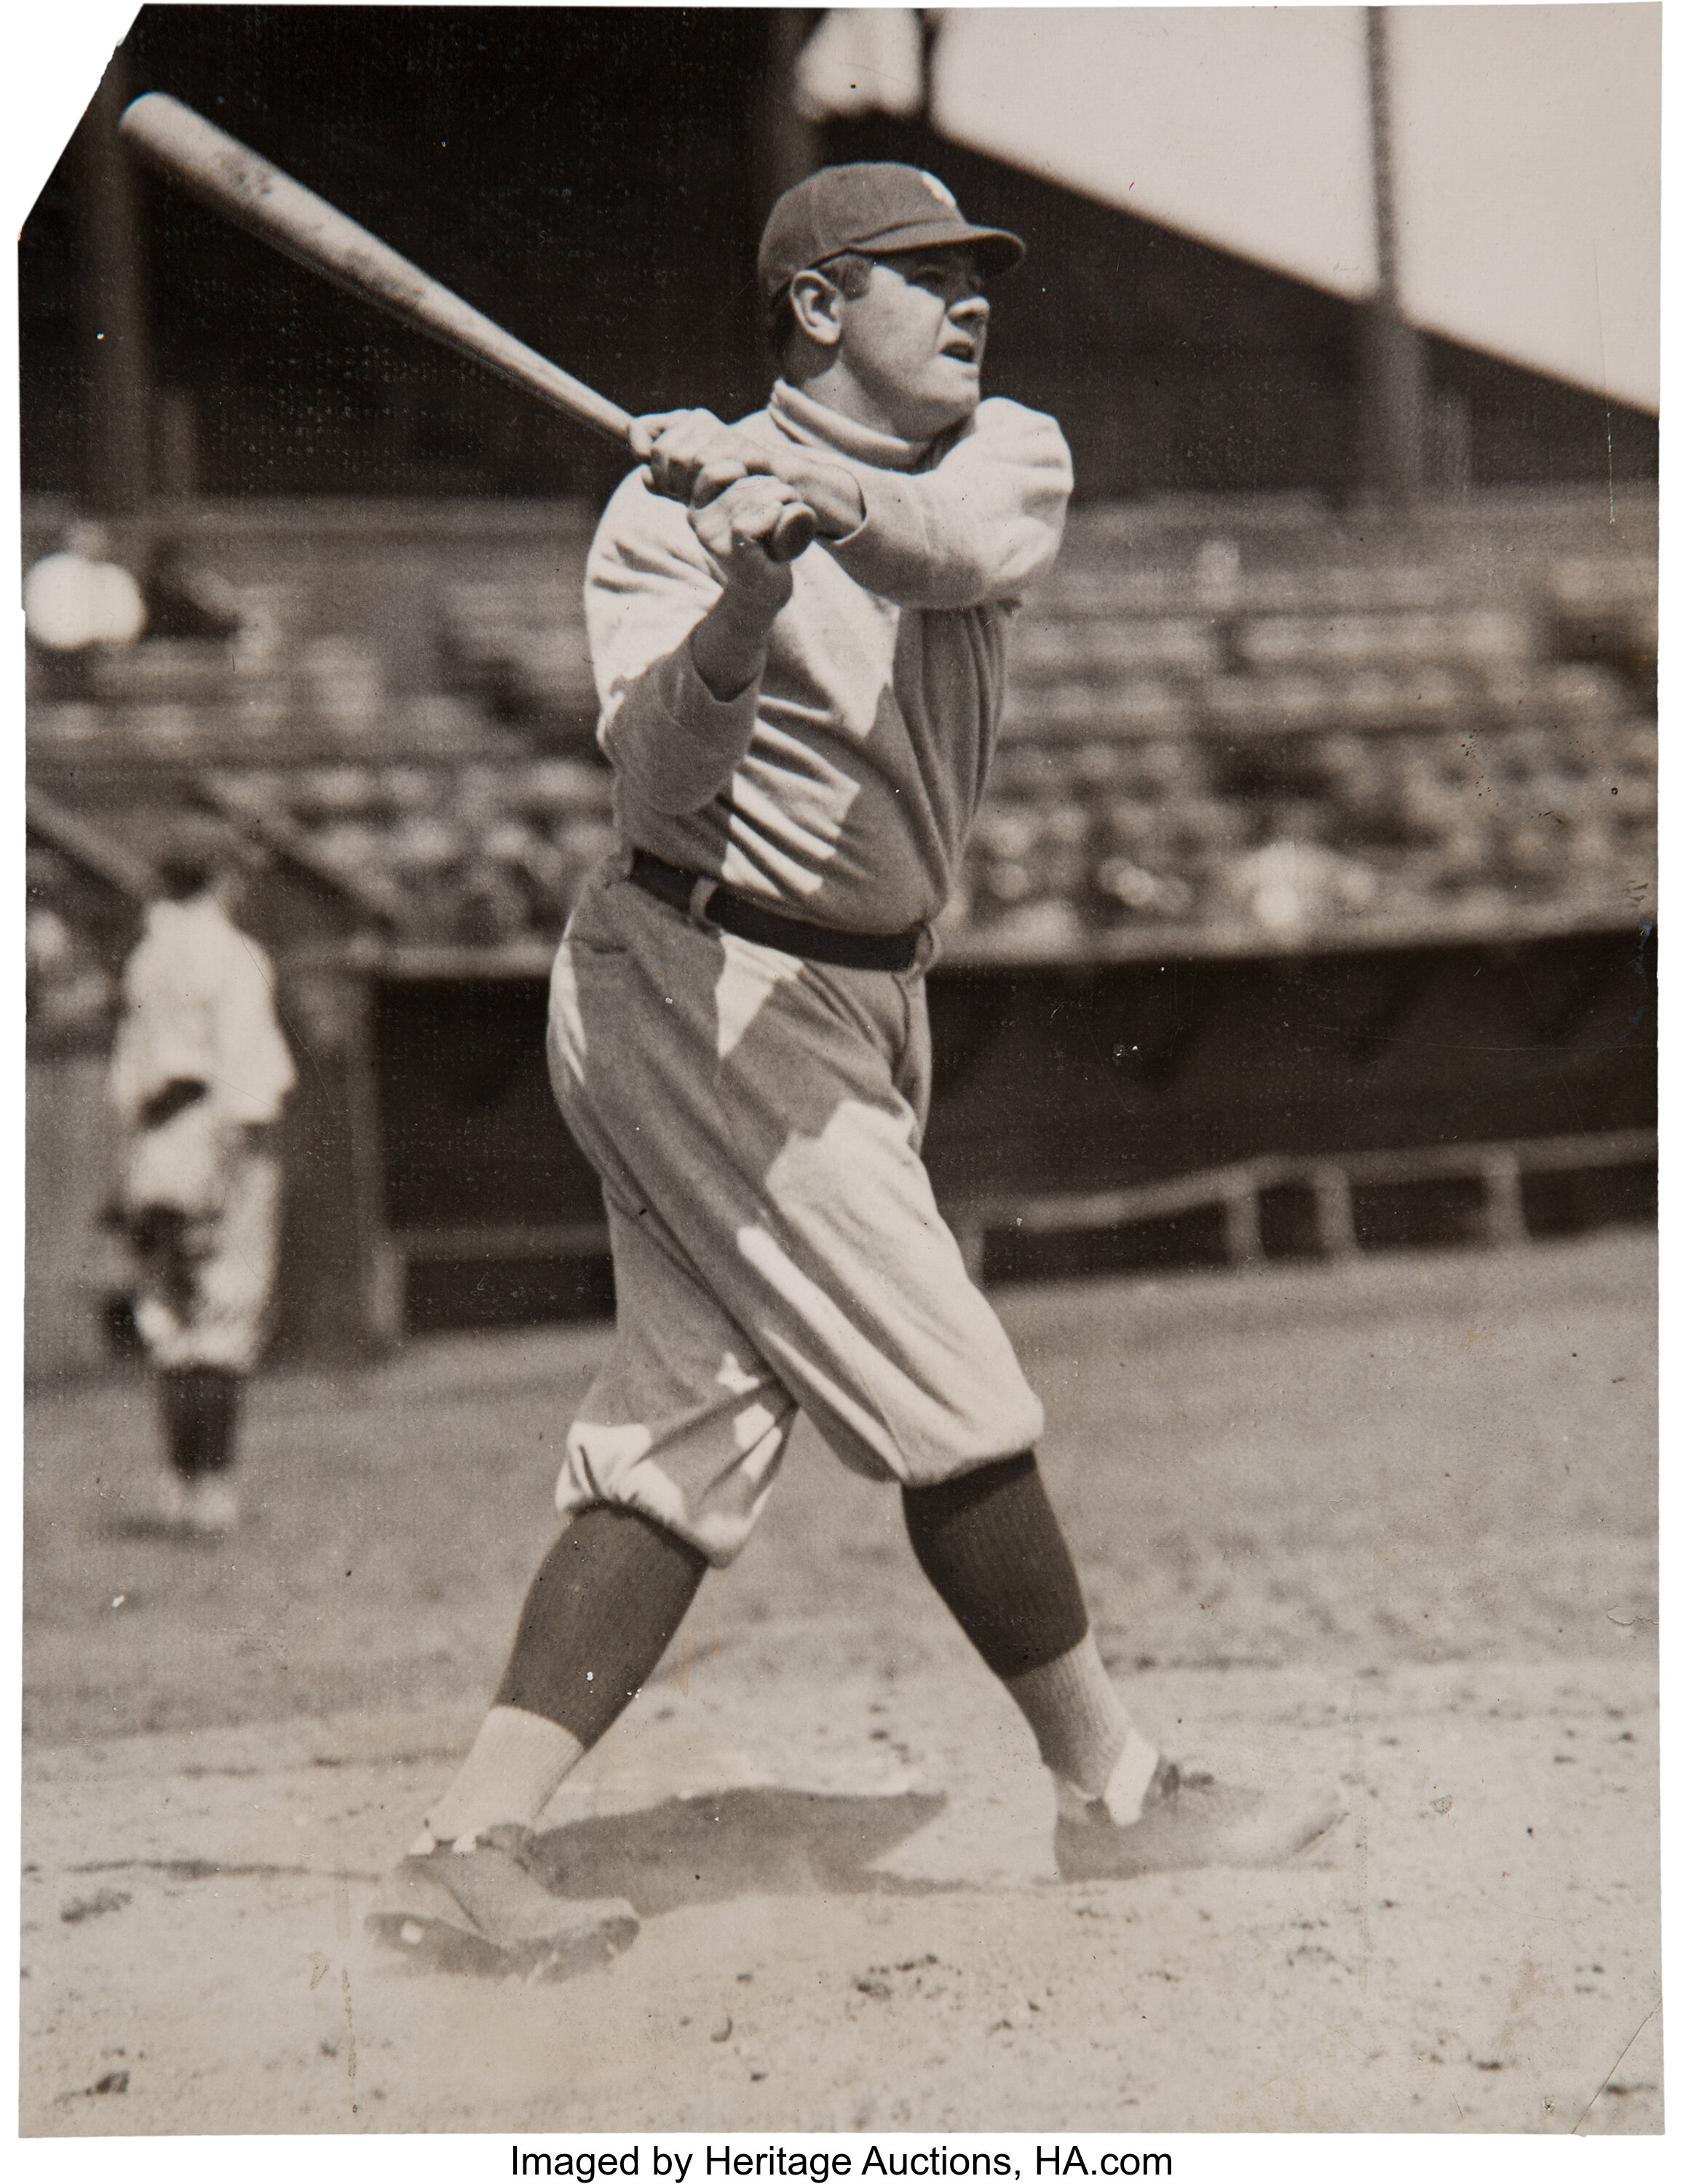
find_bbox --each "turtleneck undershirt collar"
[768,379,935,472]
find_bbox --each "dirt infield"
[20,1233,1660,2136]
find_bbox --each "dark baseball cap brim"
[838,217,1026,279]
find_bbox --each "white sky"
[926,6,1660,409]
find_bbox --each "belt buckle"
[686,875,720,930]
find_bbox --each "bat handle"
[767,503,818,563]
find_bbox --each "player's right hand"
[633,410,775,509]
[689,476,802,607]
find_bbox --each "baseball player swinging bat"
[117,92,817,559]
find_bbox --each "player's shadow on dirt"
[532,1788,950,1915]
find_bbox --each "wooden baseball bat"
[118,92,817,559]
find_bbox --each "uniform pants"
[130,1149,282,1375]
[546,862,1044,1565]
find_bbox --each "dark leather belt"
[627,850,921,973]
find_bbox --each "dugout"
[373,927,1655,1338]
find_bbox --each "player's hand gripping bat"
[118,92,817,561]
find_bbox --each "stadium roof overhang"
[799,6,1659,415]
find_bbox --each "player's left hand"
[632,410,777,509]
[688,474,804,608]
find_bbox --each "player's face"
[835,249,991,440]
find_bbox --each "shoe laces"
[470,1821,547,1877]
[1077,1758,1219,1827]
[1144,1760,1216,1808]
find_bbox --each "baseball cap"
[758,163,1026,299]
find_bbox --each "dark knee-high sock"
[423,1505,708,1848]
[191,1369,241,1474]
[162,1369,237,1479]
[496,1503,709,1746]
[903,1453,1147,1804]
[903,1452,1088,1677]
[158,1371,198,1478]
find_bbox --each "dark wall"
[920,932,1657,1203]
[376,978,601,1233]
[21,7,1657,507]
[22,5,780,502]
[371,933,1656,1326]
[272,968,385,1364]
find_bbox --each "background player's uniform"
[548,381,1072,1562]
[108,893,295,1375]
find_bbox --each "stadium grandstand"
[23,9,1657,1377]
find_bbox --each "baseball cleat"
[152,1471,239,1535]
[1054,1760,1345,1883]
[364,1823,639,1979]
[154,1468,194,1529]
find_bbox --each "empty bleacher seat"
[24,490,1657,965]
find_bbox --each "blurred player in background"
[369,165,1340,1975]
[108,852,296,1537]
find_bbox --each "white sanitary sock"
[1054,1725,1161,1827]
[1005,1631,1134,1791]
[411,1705,585,1853]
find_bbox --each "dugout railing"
[365,1124,1655,1339]
[949,1124,1658,1286]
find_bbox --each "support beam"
[759,10,821,216]
[1479,1152,1529,1248]
[76,47,154,515]
[1221,1184,1263,1268]
[1361,7,1427,504]
[1310,1165,1360,1258]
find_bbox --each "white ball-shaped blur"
[24,551,148,651]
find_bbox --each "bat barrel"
[118,92,817,559]
[119,92,633,446]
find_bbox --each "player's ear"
[788,270,845,349]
